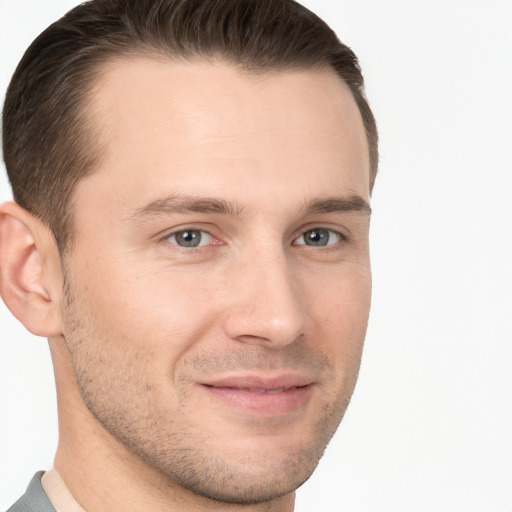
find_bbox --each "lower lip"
[200,384,313,416]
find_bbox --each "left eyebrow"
[303,195,371,216]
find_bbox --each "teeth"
[266,387,285,394]
[211,386,301,394]
[245,387,287,394]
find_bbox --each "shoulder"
[5,472,56,512]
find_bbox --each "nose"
[222,249,307,348]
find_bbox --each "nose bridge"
[223,243,306,347]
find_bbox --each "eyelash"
[163,228,217,249]
[293,228,345,248]
[161,227,346,250]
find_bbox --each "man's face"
[59,59,371,503]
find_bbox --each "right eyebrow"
[126,194,246,221]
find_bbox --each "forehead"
[93,57,363,119]
[79,57,370,212]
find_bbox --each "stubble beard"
[61,278,360,505]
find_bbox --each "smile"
[204,385,304,394]
[199,375,314,416]
[234,387,297,394]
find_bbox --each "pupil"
[176,230,201,247]
[305,229,328,246]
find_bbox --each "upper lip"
[200,373,314,391]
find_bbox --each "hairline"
[60,50,371,256]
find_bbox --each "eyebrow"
[304,195,371,216]
[128,195,246,220]
[127,193,370,221]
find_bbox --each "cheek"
[69,260,226,378]
[308,267,371,369]
[310,262,371,326]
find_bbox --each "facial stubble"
[60,275,361,505]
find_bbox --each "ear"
[0,201,63,337]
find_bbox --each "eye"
[165,229,214,248]
[294,228,343,247]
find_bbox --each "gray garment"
[6,472,56,512]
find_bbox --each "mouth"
[198,374,314,416]
[206,386,303,394]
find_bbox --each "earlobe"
[0,201,63,337]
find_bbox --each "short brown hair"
[2,0,378,252]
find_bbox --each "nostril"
[221,269,306,347]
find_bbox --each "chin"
[167,448,320,505]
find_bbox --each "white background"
[1,1,511,510]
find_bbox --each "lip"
[198,373,314,417]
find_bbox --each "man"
[0,0,378,510]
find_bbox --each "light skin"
[0,58,371,511]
